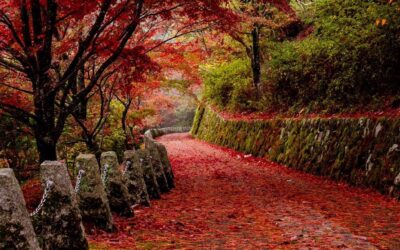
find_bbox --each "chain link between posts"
[74,170,86,193]
[101,164,109,185]
[123,160,131,176]
[30,180,54,217]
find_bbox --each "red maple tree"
[0,0,235,162]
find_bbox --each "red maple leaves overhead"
[0,0,237,161]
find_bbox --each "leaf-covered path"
[90,133,400,249]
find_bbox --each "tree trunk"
[251,25,262,98]
[34,76,58,163]
[36,134,57,163]
[121,101,132,149]
[84,135,102,165]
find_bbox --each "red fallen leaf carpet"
[89,133,400,250]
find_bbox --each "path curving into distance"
[90,133,400,249]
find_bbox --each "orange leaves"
[376,18,389,27]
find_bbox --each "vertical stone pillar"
[0,168,41,250]
[155,142,175,188]
[136,149,161,199]
[38,161,88,250]
[123,151,150,206]
[100,151,133,217]
[147,142,170,193]
[75,154,114,232]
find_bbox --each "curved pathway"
[90,133,400,249]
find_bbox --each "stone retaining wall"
[191,106,400,199]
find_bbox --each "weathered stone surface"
[192,106,400,199]
[0,168,41,250]
[75,154,114,231]
[136,149,161,199]
[147,142,170,193]
[155,142,175,188]
[38,161,88,250]
[101,151,133,217]
[145,127,191,139]
[123,151,150,206]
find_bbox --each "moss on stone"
[191,106,400,199]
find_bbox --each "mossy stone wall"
[191,106,400,198]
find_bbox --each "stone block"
[38,161,88,250]
[136,149,161,199]
[75,154,114,231]
[101,151,133,217]
[0,168,41,250]
[155,142,175,188]
[123,151,150,206]
[147,142,170,193]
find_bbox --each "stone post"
[0,168,41,250]
[155,142,175,188]
[75,154,114,231]
[123,150,150,206]
[100,151,133,217]
[147,142,170,193]
[38,161,88,250]
[136,149,161,199]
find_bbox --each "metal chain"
[30,180,54,217]
[123,161,131,176]
[140,158,144,165]
[74,170,86,193]
[101,164,109,185]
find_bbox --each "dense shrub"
[203,0,400,113]
[265,0,400,112]
[202,58,255,110]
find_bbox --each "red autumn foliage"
[84,133,400,249]
[212,105,400,122]
[0,0,237,161]
[21,178,43,212]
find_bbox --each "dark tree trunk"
[34,75,59,163]
[36,134,57,162]
[251,25,262,97]
[121,100,132,149]
[77,67,88,120]
[82,134,102,164]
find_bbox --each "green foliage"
[102,130,126,161]
[0,116,38,179]
[203,0,400,113]
[265,0,400,112]
[202,58,255,110]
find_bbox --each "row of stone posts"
[0,137,174,250]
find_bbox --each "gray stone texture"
[155,142,175,188]
[101,151,133,217]
[123,150,150,206]
[147,142,170,193]
[0,168,41,250]
[75,154,114,231]
[136,149,161,199]
[38,161,88,250]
